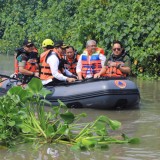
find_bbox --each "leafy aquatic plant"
[0,78,140,149]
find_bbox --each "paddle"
[0,74,12,79]
[0,74,19,83]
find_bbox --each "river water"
[0,54,160,160]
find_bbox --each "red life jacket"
[81,52,102,78]
[64,54,80,75]
[40,49,62,80]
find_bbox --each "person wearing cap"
[39,39,76,85]
[15,39,39,84]
[76,40,106,80]
[54,40,67,57]
[53,40,77,78]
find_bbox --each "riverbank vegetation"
[0,78,140,149]
[0,0,159,78]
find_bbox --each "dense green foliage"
[0,0,159,78]
[0,78,140,149]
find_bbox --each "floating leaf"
[20,125,31,133]
[97,115,109,122]
[60,112,75,124]
[71,143,81,151]
[39,88,52,98]
[81,138,97,148]
[40,99,52,106]
[8,86,31,101]
[128,138,140,144]
[52,106,60,115]
[46,124,56,137]
[75,112,87,121]
[56,124,68,135]
[8,86,23,96]
[57,99,67,108]
[108,119,121,130]
[28,78,43,93]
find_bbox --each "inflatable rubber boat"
[0,75,140,109]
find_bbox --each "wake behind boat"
[0,75,140,109]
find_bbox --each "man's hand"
[34,72,39,77]
[66,77,76,83]
[108,61,117,67]
[94,73,101,78]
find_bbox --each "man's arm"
[99,54,106,66]
[47,54,68,81]
[120,55,131,74]
[48,53,76,82]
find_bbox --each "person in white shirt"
[76,40,106,80]
[39,39,76,85]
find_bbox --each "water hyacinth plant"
[0,78,140,149]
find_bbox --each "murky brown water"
[0,54,160,160]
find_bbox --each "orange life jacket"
[104,62,126,77]
[81,52,102,78]
[64,54,80,75]
[14,48,39,74]
[84,47,105,55]
[96,47,105,55]
[14,53,18,74]
[103,53,127,77]
[40,49,62,80]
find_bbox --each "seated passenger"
[39,39,76,85]
[94,40,131,78]
[54,40,67,57]
[76,40,106,80]
[63,46,80,76]
[15,39,39,84]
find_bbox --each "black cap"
[54,40,67,48]
[23,39,34,46]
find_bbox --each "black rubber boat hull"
[45,78,140,109]
[0,78,140,109]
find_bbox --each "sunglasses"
[113,48,121,51]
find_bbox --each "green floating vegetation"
[0,78,140,150]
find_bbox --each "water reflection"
[135,78,160,109]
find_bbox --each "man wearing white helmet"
[40,39,76,85]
